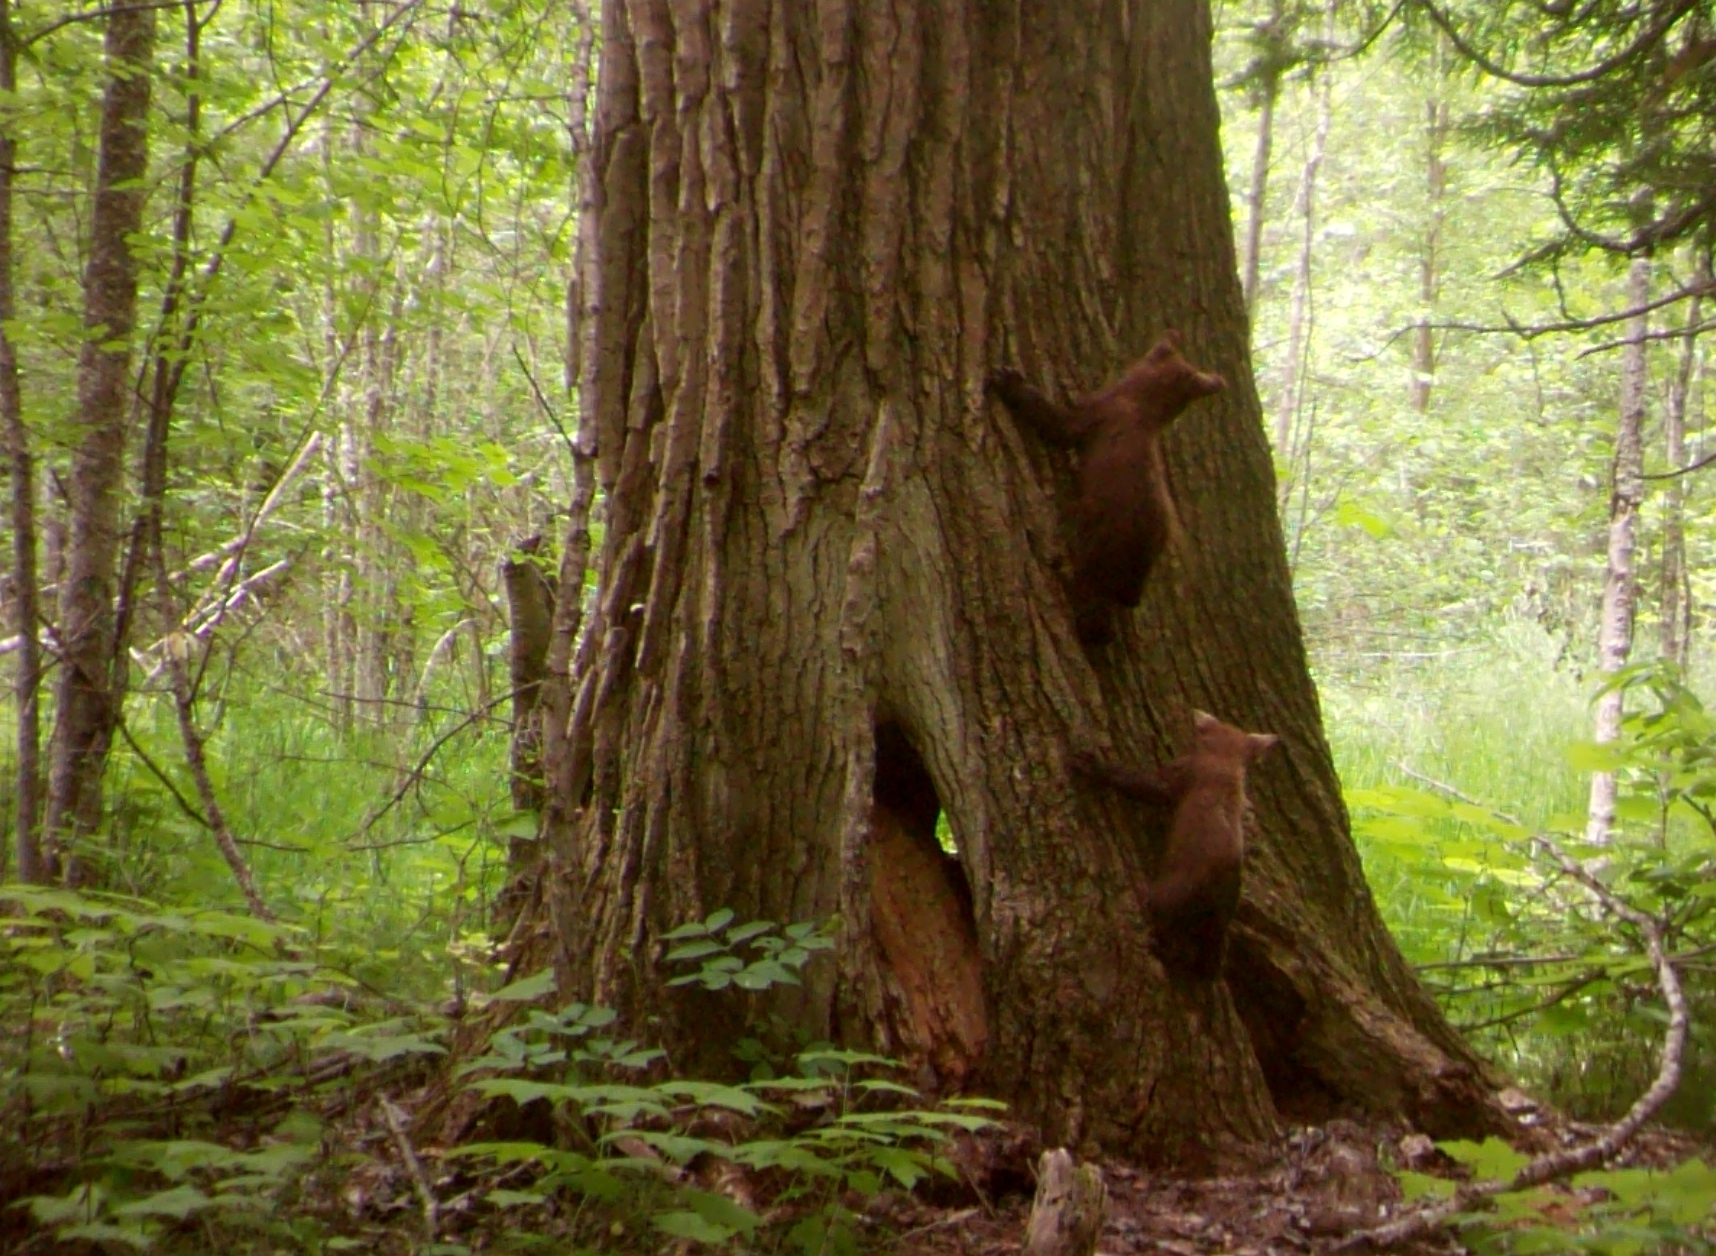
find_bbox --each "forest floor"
[873,1111,1705,1255]
[304,1095,1706,1256]
[7,1073,1708,1253]
[885,1125,1475,1255]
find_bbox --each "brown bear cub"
[1074,710,1278,980]
[987,332,1225,645]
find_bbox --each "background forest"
[2,0,1715,1250]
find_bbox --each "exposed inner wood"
[869,723,988,1091]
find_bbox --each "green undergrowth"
[0,898,996,1254]
[1325,625,1716,1129]
[27,680,522,1004]
[1401,1138,1716,1255]
[1323,620,1592,967]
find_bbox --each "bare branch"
[1336,829,1687,1252]
[1360,278,1716,358]
[1415,0,1702,88]
[20,0,192,49]
[1641,447,1716,481]
[1575,319,1716,359]
[355,693,517,837]
[380,1096,439,1244]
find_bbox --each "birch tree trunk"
[1586,256,1651,845]
[318,94,354,729]
[514,0,1507,1161]
[1410,79,1448,415]
[42,4,156,881]
[1271,1,1334,468]
[1659,258,1704,669]
[1240,82,1275,320]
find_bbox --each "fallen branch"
[381,1095,439,1244]
[0,431,316,660]
[172,431,322,586]
[0,626,56,659]
[410,616,477,715]
[133,559,293,679]
[183,557,290,636]
[1336,833,1686,1252]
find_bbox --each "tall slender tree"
[1410,43,1449,414]
[0,0,43,883]
[1235,0,1299,319]
[1587,257,1651,845]
[43,2,157,881]
[1658,254,1705,669]
[1273,1,1335,479]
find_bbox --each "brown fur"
[1073,710,1278,980]
[987,332,1225,644]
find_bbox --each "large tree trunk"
[523,0,1506,1161]
[42,3,156,881]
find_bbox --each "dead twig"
[1336,833,1686,1251]
[381,1095,439,1244]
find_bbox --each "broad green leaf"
[1439,1137,1529,1182]
[113,1186,213,1220]
[490,969,555,1002]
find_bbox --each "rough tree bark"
[1586,256,1650,845]
[503,538,555,813]
[42,3,156,881]
[519,0,1506,1161]
[496,536,556,929]
[1,0,45,883]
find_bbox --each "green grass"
[9,679,518,1002]
[1321,618,1592,832]
[1318,622,1593,983]
[1320,619,1716,1122]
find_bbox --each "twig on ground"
[1336,832,1686,1252]
[381,1095,439,1244]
